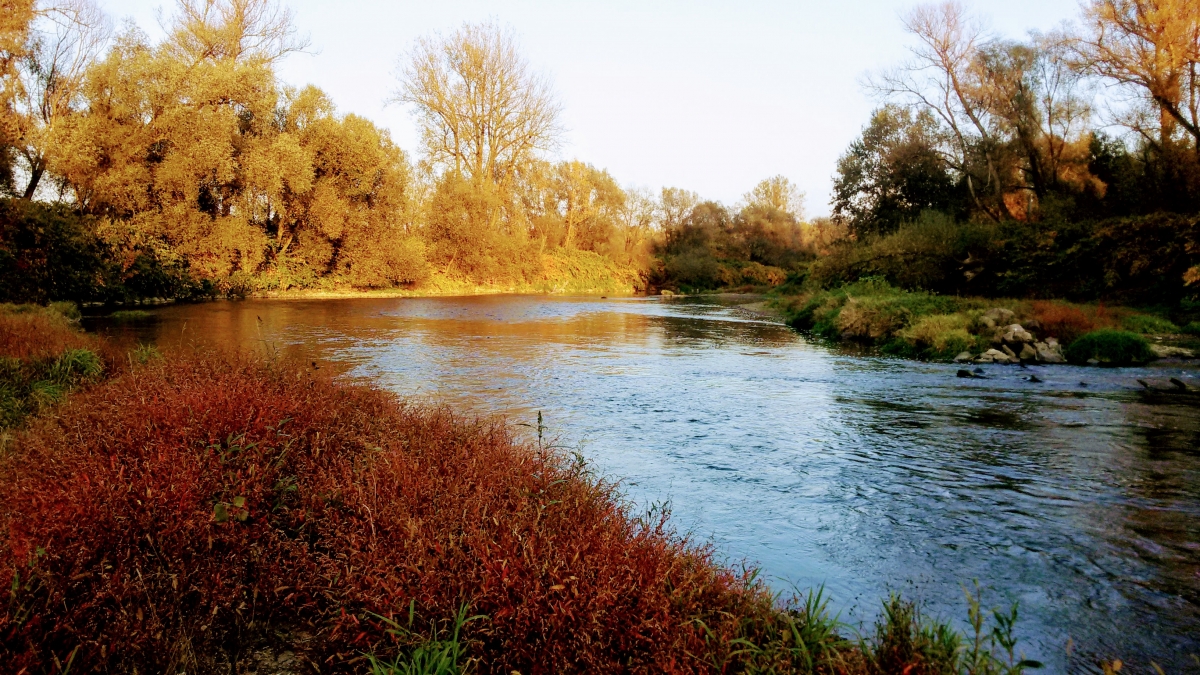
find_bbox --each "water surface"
[90,295,1200,673]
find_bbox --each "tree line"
[834,0,1200,237]
[0,0,816,301]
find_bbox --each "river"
[87,294,1200,673]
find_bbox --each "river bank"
[773,279,1200,367]
[2,301,1070,674]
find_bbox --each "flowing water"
[88,295,1200,673]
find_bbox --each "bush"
[1064,329,1155,365]
[1183,321,1200,335]
[0,353,786,673]
[801,212,1200,305]
[0,199,114,304]
[1030,301,1097,344]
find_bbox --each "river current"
[89,295,1200,673]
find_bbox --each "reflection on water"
[88,295,1200,673]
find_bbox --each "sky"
[97,0,1084,216]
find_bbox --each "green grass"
[1064,330,1154,366]
[363,589,1045,675]
[129,343,163,364]
[108,309,154,321]
[366,604,483,675]
[1119,314,1179,334]
[1,348,104,428]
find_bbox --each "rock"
[985,308,1015,324]
[1002,344,1018,359]
[1087,358,1100,366]
[1149,345,1196,359]
[953,351,974,363]
[979,316,997,330]
[660,289,676,297]
[1019,343,1038,361]
[1035,341,1066,364]
[981,348,1012,364]
[957,369,975,378]
[1024,318,1043,333]
[1027,374,1044,383]
[1002,324,1035,345]
[973,367,985,374]
[1170,377,1190,391]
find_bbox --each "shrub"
[1183,321,1200,335]
[1031,301,1097,344]
[0,353,789,673]
[1064,329,1154,365]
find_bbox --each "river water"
[88,295,1200,673]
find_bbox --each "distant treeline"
[0,1,820,303]
[5,0,1200,306]
[808,0,1200,306]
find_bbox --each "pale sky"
[98,0,1083,216]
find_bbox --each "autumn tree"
[0,0,35,194]
[870,1,1016,220]
[395,22,561,188]
[11,0,110,199]
[743,175,805,219]
[166,0,308,64]
[1075,0,1200,151]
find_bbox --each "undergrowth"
[777,279,1181,362]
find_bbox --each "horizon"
[97,0,1082,217]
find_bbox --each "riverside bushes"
[1064,330,1155,366]
[0,350,794,673]
[778,279,1181,362]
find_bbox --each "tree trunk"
[21,162,44,200]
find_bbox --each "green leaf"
[213,503,228,523]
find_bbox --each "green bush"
[1064,329,1155,366]
[1181,321,1200,335]
[0,198,210,304]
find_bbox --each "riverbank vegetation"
[0,305,1058,674]
[775,0,1200,361]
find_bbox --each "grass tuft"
[108,309,154,321]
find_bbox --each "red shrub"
[0,353,771,673]
[1031,301,1098,344]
